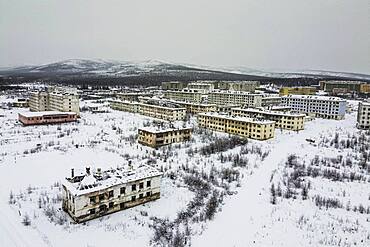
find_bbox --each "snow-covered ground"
[0,94,369,247]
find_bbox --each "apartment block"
[208,91,262,107]
[163,90,204,103]
[360,84,370,94]
[116,92,153,102]
[62,165,162,223]
[320,81,364,94]
[231,108,305,131]
[109,100,186,121]
[110,100,139,113]
[357,101,370,130]
[217,81,260,92]
[187,82,215,92]
[281,95,346,120]
[138,127,192,148]
[279,87,316,96]
[29,87,80,116]
[197,112,275,140]
[161,81,188,91]
[18,111,77,126]
[261,95,282,107]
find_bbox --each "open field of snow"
[0,94,369,247]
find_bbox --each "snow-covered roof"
[19,111,76,118]
[231,107,305,117]
[139,126,192,134]
[64,164,162,196]
[209,90,261,96]
[198,112,275,125]
[282,95,346,102]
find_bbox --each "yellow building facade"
[279,87,316,96]
[231,108,305,131]
[197,113,275,140]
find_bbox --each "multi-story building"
[279,87,316,96]
[12,98,29,108]
[110,100,139,113]
[62,164,162,223]
[231,108,305,131]
[197,112,275,140]
[29,87,80,116]
[261,95,282,107]
[281,95,346,120]
[357,101,370,130]
[217,81,260,92]
[187,82,215,92]
[138,127,192,148]
[138,96,216,114]
[161,81,188,91]
[109,100,186,121]
[29,91,49,111]
[320,81,364,94]
[116,92,153,102]
[208,91,262,107]
[18,111,77,126]
[163,90,205,103]
[139,103,186,121]
[360,84,370,94]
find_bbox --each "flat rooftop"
[231,107,306,117]
[282,95,346,102]
[19,111,77,118]
[139,126,192,134]
[64,164,162,196]
[198,112,275,125]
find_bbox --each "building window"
[109,202,114,208]
[99,204,107,212]
[89,196,96,204]
[139,193,143,199]
[146,191,151,197]
[131,196,136,202]
[99,194,104,201]
[108,190,114,198]
[120,202,125,209]
[139,182,144,189]
[147,180,151,187]
[120,187,126,194]
[89,209,96,215]
[132,184,136,191]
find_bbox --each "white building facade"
[281,95,346,120]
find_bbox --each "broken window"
[109,202,114,208]
[99,194,104,201]
[131,196,136,202]
[139,182,144,189]
[120,187,126,194]
[89,196,96,204]
[89,209,96,215]
[108,190,114,198]
[139,193,143,199]
[146,180,151,187]
[146,191,151,197]
[120,202,125,209]
[132,184,136,191]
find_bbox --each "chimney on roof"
[86,167,91,175]
[71,168,74,178]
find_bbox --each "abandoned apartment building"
[138,126,192,148]
[62,164,162,223]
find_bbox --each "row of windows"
[89,191,153,215]
[89,181,152,204]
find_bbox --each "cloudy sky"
[0,0,369,74]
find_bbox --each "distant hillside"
[0,59,369,87]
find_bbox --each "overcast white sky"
[0,0,369,74]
